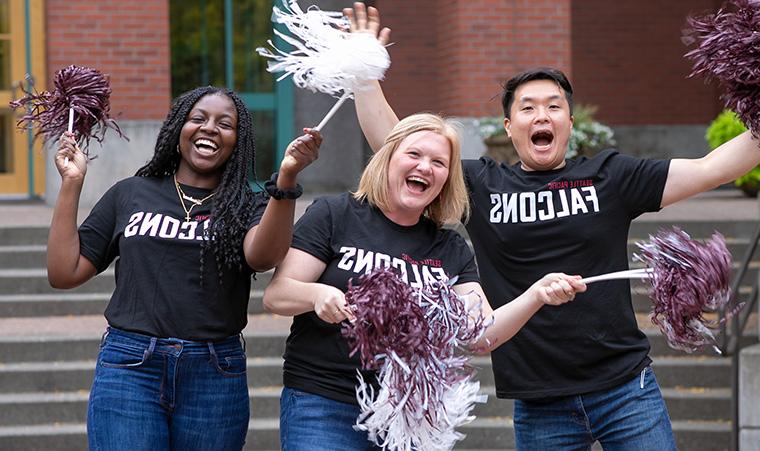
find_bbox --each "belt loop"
[100,329,110,347]
[239,333,246,353]
[640,367,646,389]
[207,341,218,364]
[143,336,157,362]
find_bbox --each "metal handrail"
[719,222,760,354]
[718,222,760,451]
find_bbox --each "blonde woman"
[263,113,586,451]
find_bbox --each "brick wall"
[46,0,171,120]
[571,0,723,125]
[378,0,572,118]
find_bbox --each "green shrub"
[706,110,747,150]
[705,110,757,197]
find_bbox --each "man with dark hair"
[347,3,760,449]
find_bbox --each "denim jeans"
[87,327,249,451]
[513,366,676,451]
[279,387,382,451]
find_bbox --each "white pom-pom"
[256,0,390,98]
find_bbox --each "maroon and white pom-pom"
[342,268,489,451]
[634,227,734,353]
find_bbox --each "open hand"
[343,2,391,45]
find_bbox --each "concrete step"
[0,291,268,317]
[0,418,730,451]
[645,326,758,357]
[627,237,755,262]
[651,356,731,388]
[0,227,48,246]
[0,345,732,395]
[0,420,282,451]
[0,382,729,429]
[0,269,115,295]
[629,220,758,240]
[0,331,287,364]
[0,245,46,269]
[631,285,755,315]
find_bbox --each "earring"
[176,144,181,154]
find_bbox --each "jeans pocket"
[99,342,152,369]
[212,355,247,377]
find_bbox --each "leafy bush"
[475,104,616,159]
[705,110,757,197]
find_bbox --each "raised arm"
[662,130,760,207]
[263,248,356,323]
[47,132,98,288]
[345,2,399,152]
[244,129,321,272]
[455,273,586,353]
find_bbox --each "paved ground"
[1,188,757,340]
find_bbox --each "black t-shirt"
[462,150,670,399]
[284,193,480,404]
[78,176,266,340]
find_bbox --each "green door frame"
[222,0,292,176]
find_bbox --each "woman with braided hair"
[47,86,321,450]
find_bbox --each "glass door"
[170,0,292,184]
[0,0,45,198]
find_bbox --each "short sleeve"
[610,153,670,217]
[291,197,334,263]
[450,232,479,284]
[78,183,121,273]
[247,191,268,229]
[462,158,484,192]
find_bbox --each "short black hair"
[501,67,574,119]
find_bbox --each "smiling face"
[385,130,452,225]
[176,93,238,186]
[505,79,573,172]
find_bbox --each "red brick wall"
[46,0,171,120]
[375,0,441,118]
[571,0,723,125]
[378,0,572,118]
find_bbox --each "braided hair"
[135,86,259,279]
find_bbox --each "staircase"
[0,215,757,450]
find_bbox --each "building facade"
[0,0,723,205]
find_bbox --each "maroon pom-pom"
[342,268,490,449]
[684,0,760,137]
[635,228,735,353]
[9,65,126,156]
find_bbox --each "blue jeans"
[87,327,249,451]
[513,366,675,451]
[279,387,381,451]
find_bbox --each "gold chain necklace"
[173,175,216,221]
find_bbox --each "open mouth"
[194,138,219,154]
[531,130,555,149]
[406,176,430,193]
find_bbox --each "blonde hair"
[354,113,470,227]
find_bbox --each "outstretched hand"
[280,128,322,178]
[531,273,587,306]
[55,132,87,180]
[343,2,391,45]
